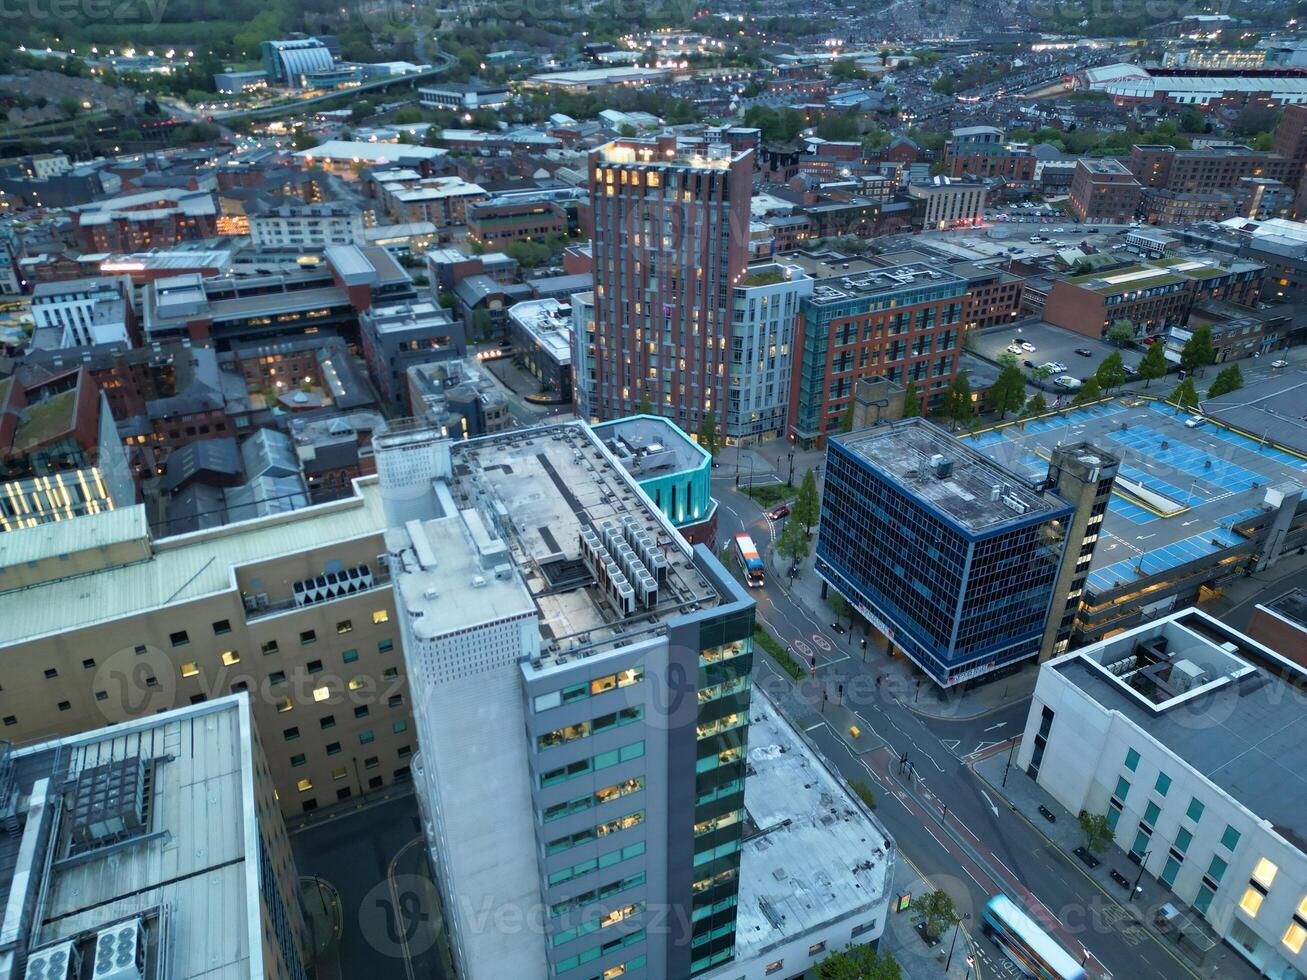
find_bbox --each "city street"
[713,469,1257,980]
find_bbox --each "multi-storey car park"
[966,398,1307,644]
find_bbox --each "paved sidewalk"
[776,547,1038,723]
[972,750,1260,980]
[882,857,981,980]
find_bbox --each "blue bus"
[983,895,1087,980]
[734,533,765,587]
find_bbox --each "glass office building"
[817,418,1074,686]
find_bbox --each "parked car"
[1185,415,1207,428]
[1272,358,1289,368]
[1023,359,1036,369]
[1123,364,1138,376]
[1020,341,1036,352]
[1074,348,1093,357]
[1008,343,1024,354]
[1055,375,1081,389]
[768,504,790,520]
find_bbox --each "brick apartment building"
[1044,257,1265,340]
[1068,158,1143,223]
[71,189,219,252]
[466,198,573,248]
[788,261,966,447]
[958,264,1025,329]
[1126,144,1292,195]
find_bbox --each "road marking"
[983,721,1007,733]
[981,790,999,817]
[812,634,832,651]
[804,722,827,733]
[1135,533,1156,541]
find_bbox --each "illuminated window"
[372,610,390,624]
[180,662,199,678]
[297,778,313,792]
[313,686,331,702]
[1241,887,1265,917]
[332,766,349,781]
[276,698,293,713]
[1253,858,1279,889]
[336,619,353,634]
[1284,921,1307,955]
[221,650,240,666]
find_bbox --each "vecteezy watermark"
[359,873,445,959]
[0,0,173,26]
[1023,0,1228,22]
[92,644,179,724]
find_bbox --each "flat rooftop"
[1079,157,1133,175]
[836,418,1064,532]
[595,138,742,171]
[592,415,708,480]
[0,478,391,649]
[0,696,266,978]
[966,399,1307,594]
[441,423,721,664]
[1205,367,1307,456]
[1054,610,1307,851]
[507,298,572,364]
[733,690,892,961]
[806,262,967,308]
[1262,587,1307,629]
[784,251,881,279]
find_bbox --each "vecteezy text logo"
[92,644,178,722]
[359,872,444,958]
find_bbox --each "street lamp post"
[1131,851,1152,902]
[945,919,961,971]
[1002,737,1018,788]
[787,449,795,488]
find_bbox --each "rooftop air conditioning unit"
[91,919,145,980]
[24,942,81,980]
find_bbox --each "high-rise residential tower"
[584,136,754,438]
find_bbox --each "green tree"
[1207,363,1244,398]
[794,468,820,536]
[1073,376,1102,405]
[637,393,653,415]
[469,308,493,342]
[776,514,810,565]
[1078,810,1114,854]
[940,371,974,430]
[913,889,958,942]
[1106,319,1135,346]
[1023,392,1048,417]
[1094,350,1128,392]
[1168,377,1200,412]
[839,401,855,433]
[1138,341,1167,388]
[901,379,920,418]
[291,129,319,151]
[817,944,902,980]
[827,590,850,625]
[830,58,868,81]
[815,112,860,142]
[989,360,1027,420]
[1180,324,1215,376]
[698,409,719,458]
[350,99,374,122]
